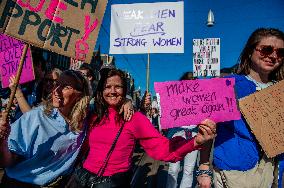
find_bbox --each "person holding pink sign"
[66,68,217,188]
[197,28,284,188]
[166,71,200,188]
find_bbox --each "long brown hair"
[237,28,284,81]
[93,68,127,125]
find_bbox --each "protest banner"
[0,33,34,88]
[0,0,107,63]
[109,1,184,54]
[193,38,220,77]
[154,78,241,129]
[239,80,284,158]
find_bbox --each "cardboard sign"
[193,38,220,77]
[109,1,184,54]
[0,0,107,63]
[154,78,241,129]
[239,80,284,158]
[0,33,34,88]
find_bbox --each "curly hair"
[43,70,91,132]
[237,28,284,81]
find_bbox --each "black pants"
[66,166,132,188]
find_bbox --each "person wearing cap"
[8,68,62,118]
[0,70,91,187]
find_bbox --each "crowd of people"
[0,27,283,188]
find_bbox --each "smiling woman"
[0,70,91,187]
[66,68,217,188]
[197,28,284,188]
[47,70,91,131]
[103,75,124,107]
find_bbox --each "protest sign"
[154,78,241,129]
[193,38,220,77]
[0,33,34,88]
[239,80,284,158]
[109,1,184,54]
[0,0,107,63]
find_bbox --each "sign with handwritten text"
[154,78,241,129]
[193,38,220,77]
[0,33,34,88]
[239,80,284,158]
[110,2,184,54]
[0,0,107,63]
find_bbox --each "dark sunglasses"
[255,45,284,59]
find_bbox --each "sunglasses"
[255,45,284,59]
[53,81,74,90]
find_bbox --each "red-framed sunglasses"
[255,45,284,59]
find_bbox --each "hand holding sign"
[194,119,216,146]
[9,75,18,90]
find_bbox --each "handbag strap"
[97,121,125,176]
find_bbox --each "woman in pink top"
[68,68,217,188]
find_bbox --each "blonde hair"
[43,70,91,132]
[43,95,90,132]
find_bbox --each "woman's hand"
[119,99,134,121]
[9,75,22,94]
[140,91,151,113]
[143,92,151,109]
[194,119,216,146]
[197,174,212,188]
[9,75,17,89]
[197,162,212,188]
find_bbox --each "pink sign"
[0,34,34,88]
[154,78,241,129]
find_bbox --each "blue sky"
[95,0,284,94]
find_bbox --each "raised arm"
[9,75,32,113]
[139,91,151,114]
[133,113,216,163]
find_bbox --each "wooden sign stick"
[3,43,29,121]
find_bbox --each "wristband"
[196,169,213,177]
[196,169,214,185]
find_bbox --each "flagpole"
[146,53,150,92]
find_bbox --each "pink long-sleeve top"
[83,108,201,176]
